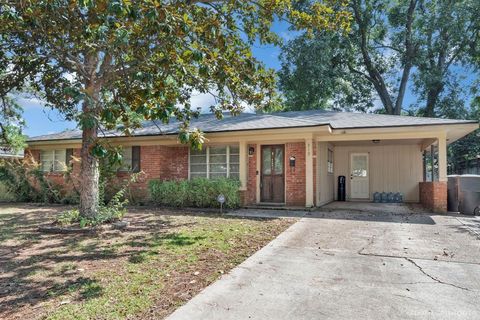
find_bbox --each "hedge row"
[148,177,240,209]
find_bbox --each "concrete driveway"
[168,209,480,320]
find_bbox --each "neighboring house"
[0,148,24,159]
[25,110,478,213]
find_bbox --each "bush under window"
[148,177,240,209]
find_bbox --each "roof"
[27,109,478,142]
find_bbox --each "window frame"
[40,149,67,173]
[327,148,334,174]
[118,146,141,173]
[189,145,239,179]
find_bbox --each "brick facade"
[28,141,313,207]
[245,144,257,206]
[26,145,189,201]
[285,142,306,206]
[419,181,447,213]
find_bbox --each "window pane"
[190,148,208,179]
[190,155,207,164]
[41,150,54,161]
[352,155,367,177]
[209,146,227,155]
[229,154,239,163]
[191,148,207,156]
[229,164,239,173]
[210,155,227,164]
[274,148,283,174]
[210,172,228,178]
[262,147,271,175]
[54,150,66,171]
[190,164,207,173]
[40,150,53,172]
[210,163,227,173]
[41,161,53,172]
[132,146,141,172]
[190,172,207,178]
[120,147,132,171]
[229,145,239,154]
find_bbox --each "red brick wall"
[285,142,306,206]
[139,145,188,182]
[24,148,82,195]
[244,144,257,205]
[26,146,189,200]
[419,181,447,213]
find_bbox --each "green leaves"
[91,144,108,158]
[1,0,350,150]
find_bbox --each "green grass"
[0,205,293,320]
[48,218,272,319]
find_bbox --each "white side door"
[350,153,369,199]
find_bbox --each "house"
[0,148,24,159]
[25,110,479,213]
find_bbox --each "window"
[65,148,74,168]
[327,149,334,174]
[189,145,239,179]
[120,146,141,172]
[40,149,67,172]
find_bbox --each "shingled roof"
[27,109,478,142]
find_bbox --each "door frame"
[349,152,370,200]
[260,144,285,204]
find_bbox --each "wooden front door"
[261,145,285,203]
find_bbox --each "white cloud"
[17,96,46,106]
[190,91,217,112]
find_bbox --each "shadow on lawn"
[0,204,236,318]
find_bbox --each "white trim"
[188,145,239,179]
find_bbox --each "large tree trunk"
[79,123,100,218]
[394,0,417,116]
[79,63,101,218]
[424,84,443,118]
[352,0,395,115]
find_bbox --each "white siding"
[316,142,335,206]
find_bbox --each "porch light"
[249,146,255,156]
[372,139,381,144]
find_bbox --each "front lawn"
[0,204,293,320]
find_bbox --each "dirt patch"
[0,204,293,319]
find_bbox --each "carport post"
[430,145,435,181]
[437,133,447,182]
[305,137,314,207]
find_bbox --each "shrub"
[148,177,240,209]
[0,181,15,202]
[0,158,78,204]
[55,176,131,227]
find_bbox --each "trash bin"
[449,175,480,215]
[338,176,346,201]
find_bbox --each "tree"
[448,97,480,172]
[280,0,420,114]
[0,0,350,218]
[279,0,480,116]
[279,32,375,112]
[0,61,28,152]
[412,0,480,117]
